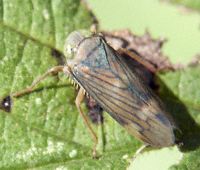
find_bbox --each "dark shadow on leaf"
[85,97,104,124]
[157,76,200,152]
[51,49,65,65]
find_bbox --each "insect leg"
[118,48,156,73]
[75,87,98,158]
[12,66,65,98]
[132,144,149,161]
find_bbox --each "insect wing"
[73,36,175,147]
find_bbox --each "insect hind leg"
[132,144,149,161]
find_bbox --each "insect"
[7,31,177,158]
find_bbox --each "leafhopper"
[4,31,177,157]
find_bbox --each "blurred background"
[88,0,200,64]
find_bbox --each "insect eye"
[64,44,77,60]
[67,45,73,54]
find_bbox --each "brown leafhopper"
[7,31,177,157]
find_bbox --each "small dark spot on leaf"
[0,96,12,112]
